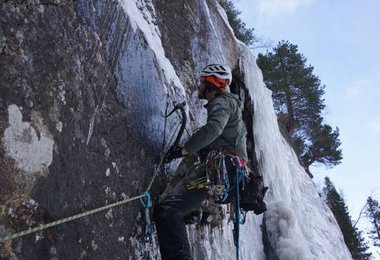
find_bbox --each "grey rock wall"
[0,1,166,259]
[1,0,266,259]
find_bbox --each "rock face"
[1,1,352,260]
[1,1,164,259]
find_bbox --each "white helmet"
[200,64,232,86]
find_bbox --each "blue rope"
[235,171,240,260]
[235,166,247,260]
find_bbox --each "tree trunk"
[285,91,296,133]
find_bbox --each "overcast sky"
[234,0,380,253]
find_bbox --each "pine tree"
[323,177,372,259]
[365,196,380,248]
[257,41,324,131]
[257,41,342,171]
[217,0,256,46]
[301,117,342,169]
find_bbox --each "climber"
[154,64,248,260]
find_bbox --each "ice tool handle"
[165,101,187,149]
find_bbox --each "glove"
[164,146,184,163]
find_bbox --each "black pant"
[154,163,208,260]
[154,155,239,260]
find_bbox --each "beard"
[197,89,206,99]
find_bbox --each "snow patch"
[3,104,54,174]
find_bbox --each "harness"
[203,149,247,260]
[204,149,247,202]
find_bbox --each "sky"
[234,0,380,255]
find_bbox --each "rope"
[1,112,184,244]
[233,164,247,260]
[0,194,145,243]
[235,168,241,260]
[0,99,186,243]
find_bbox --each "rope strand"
[1,104,186,244]
[0,194,145,243]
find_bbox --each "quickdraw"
[205,150,230,203]
[140,192,155,243]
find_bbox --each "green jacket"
[184,92,248,161]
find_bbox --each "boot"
[183,207,203,225]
